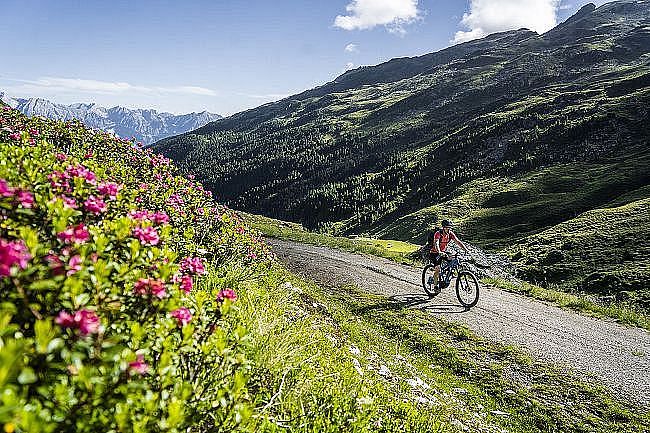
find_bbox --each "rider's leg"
[433,264,440,286]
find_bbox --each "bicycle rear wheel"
[455,271,479,308]
[422,265,439,296]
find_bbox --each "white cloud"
[334,0,421,34]
[2,76,217,96]
[453,0,560,43]
[345,43,359,53]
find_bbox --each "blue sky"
[1,0,607,115]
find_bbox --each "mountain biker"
[429,219,468,290]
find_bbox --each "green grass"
[505,197,650,312]
[231,266,649,432]
[371,150,650,249]
[243,212,420,265]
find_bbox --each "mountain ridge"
[0,92,221,145]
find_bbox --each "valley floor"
[268,238,650,406]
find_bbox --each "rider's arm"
[433,231,442,253]
[450,232,468,252]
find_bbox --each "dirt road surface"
[269,238,650,406]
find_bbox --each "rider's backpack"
[427,229,442,248]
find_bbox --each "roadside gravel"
[269,238,650,406]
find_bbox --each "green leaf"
[18,367,37,384]
[34,319,55,354]
[29,279,59,291]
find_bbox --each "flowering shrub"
[0,107,272,432]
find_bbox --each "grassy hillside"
[153,1,650,307]
[155,1,650,236]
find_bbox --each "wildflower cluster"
[0,106,273,432]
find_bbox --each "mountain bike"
[422,252,480,308]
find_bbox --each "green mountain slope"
[154,0,650,306]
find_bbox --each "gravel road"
[269,238,650,406]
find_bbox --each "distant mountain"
[154,0,650,306]
[0,93,221,145]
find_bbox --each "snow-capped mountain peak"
[0,92,222,145]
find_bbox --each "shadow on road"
[353,292,468,315]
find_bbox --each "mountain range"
[0,93,221,145]
[157,0,649,307]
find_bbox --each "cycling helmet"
[441,219,454,227]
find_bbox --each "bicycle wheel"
[422,265,439,297]
[455,271,479,308]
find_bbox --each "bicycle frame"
[438,255,461,286]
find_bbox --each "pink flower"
[61,196,77,209]
[67,255,82,276]
[129,209,149,221]
[179,275,193,294]
[97,182,120,199]
[9,132,21,140]
[84,196,107,214]
[45,254,65,276]
[15,190,34,208]
[55,311,75,328]
[151,211,169,225]
[55,309,100,336]
[133,278,167,298]
[128,354,149,375]
[217,288,237,302]
[167,194,184,206]
[74,309,100,335]
[48,171,70,190]
[133,226,159,246]
[149,279,167,298]
[170,307,192,327]
[66,165,96,185]
[28,128,39,136]
[57,223,90,244]
[56,153,67,161]
[180,257,205,275]
[133,278,150,296]
[0,238,31,277]
[85,151,93,159]
[0,179,14,197]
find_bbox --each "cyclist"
[429,219,468,290]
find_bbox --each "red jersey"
[432,230,457,252]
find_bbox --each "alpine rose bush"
[0,107,273,432]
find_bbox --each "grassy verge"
[244,212,650,331]
[230,265,648,432]
[243,212,420,265]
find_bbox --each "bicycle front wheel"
[455,271,479,308]
[422,265,438,297]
